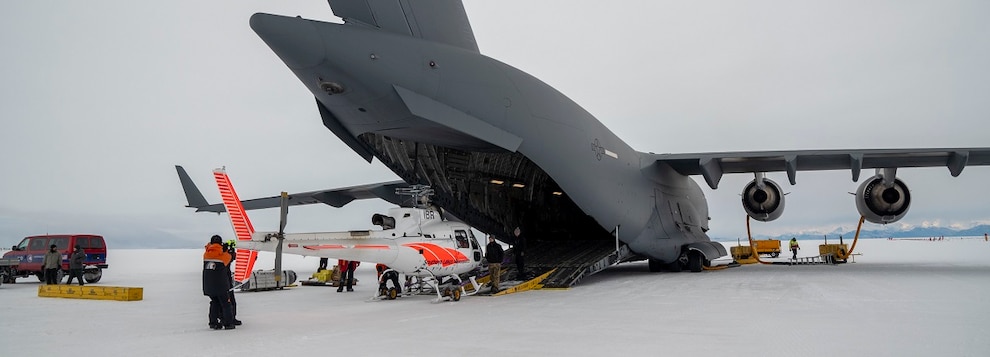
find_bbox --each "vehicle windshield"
[16,238,29,250]
[29,238,48,251]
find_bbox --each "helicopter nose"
[250,13,325,69]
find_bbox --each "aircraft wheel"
[451,288,461,302]
[648,259,662,272]
[687,251,703,273]
[387,287,398,300]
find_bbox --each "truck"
[2,234,108,284]
[0,258,18,286]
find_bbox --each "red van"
[2,234,108,284]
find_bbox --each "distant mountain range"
[714,224,990,242]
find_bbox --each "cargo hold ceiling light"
[512,183,525,188]
[489,179,504,185]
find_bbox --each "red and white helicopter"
[179,167,486,302]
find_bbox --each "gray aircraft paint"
[245,1,990,265]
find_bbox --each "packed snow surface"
[2,238,988,356]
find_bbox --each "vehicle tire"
[648,258,663,272]
[387,287,398,300]
[451,288,461,302]
[84,268,102,284]
[687,251,703,273]
[442,287,451,297]
[666,260,683,272]
[771,252,779,258]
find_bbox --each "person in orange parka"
[203,235,234,330]
[337,259,359,292]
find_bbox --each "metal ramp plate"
[503,240,629,288]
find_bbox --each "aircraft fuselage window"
[454,230,469,248]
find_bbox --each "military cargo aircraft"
[182,1,990,288]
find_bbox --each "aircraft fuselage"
[250,14,720,263]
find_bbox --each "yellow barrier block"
[38,285,143,301]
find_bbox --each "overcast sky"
[2,1,988,248]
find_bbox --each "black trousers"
[341,269,354,288]
[66,268,84,285]
[378,271,401,292]
[45,268,59,284]
[208,294,233,326]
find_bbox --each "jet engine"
[855,175,911,224]
[741,177,785,222]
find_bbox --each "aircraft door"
[468,230,482,262]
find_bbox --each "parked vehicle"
[0,258,18,286]
[3,234,108,284]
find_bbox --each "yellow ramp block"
[38,285,143,301]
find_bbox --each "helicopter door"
[454,229,480,262]
[465,230,483,262]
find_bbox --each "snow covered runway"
[2,238,988,356]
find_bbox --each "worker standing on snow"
[42,244,61,285]
[485,235,504,293]
[789,238,800,259]
[204,235,234,330]
[337,259,359,292]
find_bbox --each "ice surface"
[2,238,988,356]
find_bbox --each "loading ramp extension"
[502,240,633,289]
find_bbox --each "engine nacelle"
[855,175,911,224]
[741,178,785,222]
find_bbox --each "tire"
[84,268,102,283]
[687,251,703,273]
[387,287,398,300]
[648,259,663,272]
[451,288,461,302]
[771,252,779,258]
[666,260,683,272]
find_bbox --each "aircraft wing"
[176,165,407,213]
[326,0,479,53]
[642,148,990,189]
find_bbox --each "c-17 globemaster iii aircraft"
[184,1,990,288]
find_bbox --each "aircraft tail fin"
[213,168,259,283]
[175,165,211,209]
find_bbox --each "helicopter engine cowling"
[855,175,911,224]
[372,213,395,229]
[741,178,785,222]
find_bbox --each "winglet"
[213,168,259,283]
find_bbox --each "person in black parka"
[203,235,234,330]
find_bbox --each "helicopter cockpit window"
[454,230,469,248]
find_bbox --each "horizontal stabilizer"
[175,166,408,213]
